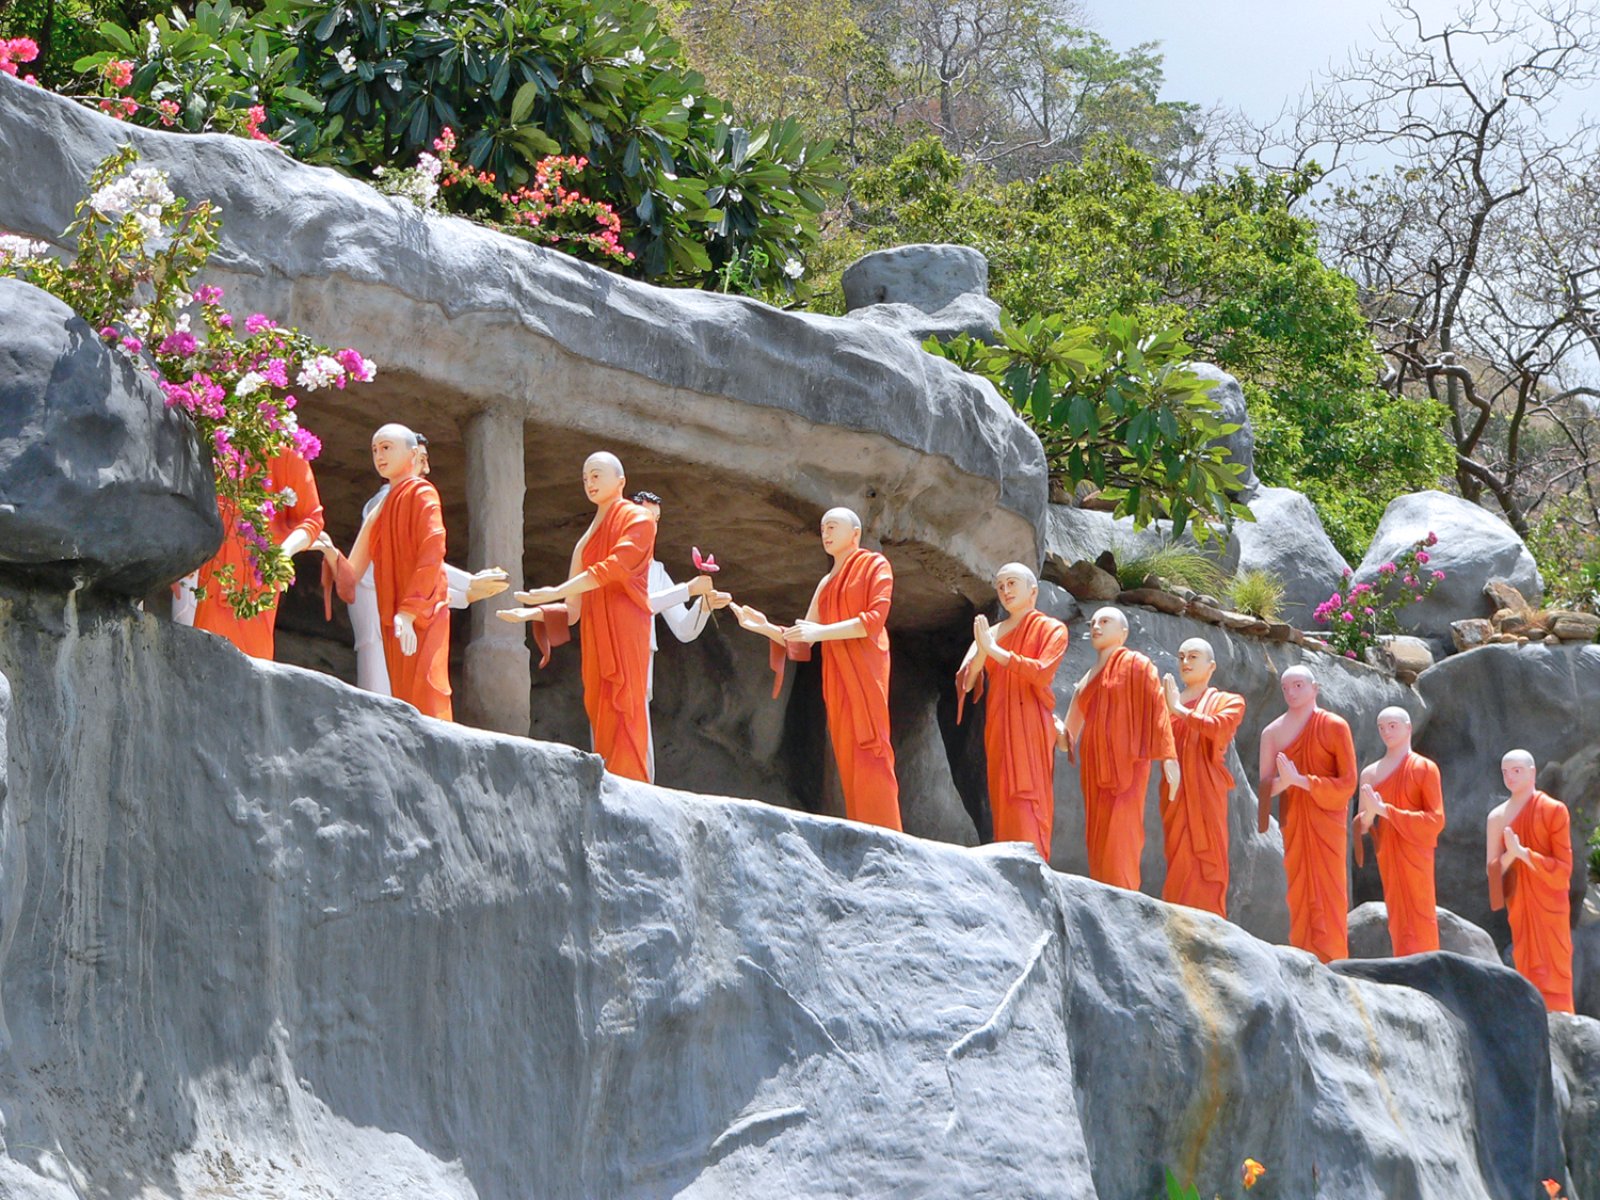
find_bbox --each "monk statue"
[1055,607,1178,889]
[734,508,903,831]
[955,563,1069,861]
[1259,665,1357,962]
[343,424,452,720]
[502,452,656,782]
[178,448,325,660]
[314,435,508,697]
[1354,707,1445,955]
[1487,750,1575,1013]
[1159,637,1246,917]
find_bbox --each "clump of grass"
[1114,543,1226,595]
[1227,568,1285,621]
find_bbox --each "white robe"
[642,559,712,779]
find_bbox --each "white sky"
[1092,0,1506,124]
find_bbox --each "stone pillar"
[460,407,530,735]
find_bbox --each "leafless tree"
[1271,0,1600,540]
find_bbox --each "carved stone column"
[459,407,530,735]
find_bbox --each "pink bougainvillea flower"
[103,59,134,88]
[692,547,719,574]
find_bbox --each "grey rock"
[1345,901,1500,962]
[843,294,1003,343]
[1354,490,1544,649]
[1334,953,1573,1200]
[0,75,1044,630]
[0,279,221,596]
[1233,486,1350,627]
[1453,618,1494,653]
[841,243,989,313]
[1413,644,1599,939]
[1044,503,1241,580]
[0,594,1584,1198]
[1551,1014,1600,1200]
[1372,634,1435,677]
[1577,919,1600,1022]
[1189,363,1258,495]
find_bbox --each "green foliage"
[1226,569,1285,622]
[60,0,843,293]
[930,314,1251,542]
[1526,499,1600,615]
[1588,823,1600,885]
[1113,544,1225,595]
[848,135,1454,556]
[1162,1169,1202,1200]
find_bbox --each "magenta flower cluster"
[1312,532,1444,660]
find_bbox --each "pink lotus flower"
[692,547,719,574]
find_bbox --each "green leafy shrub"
[1226,569,1285,621]
[1114,545,1226,595]
[930,314,1252,542]
[1311,534,1443,659]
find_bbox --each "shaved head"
[995,562,1038,589]
[1282,665,1316,687]
[373,422,419,447]
[1091,606,1128,633]
[584,451,624,477]
[1178,637,1215,664]
[1502,748,1535,770]
[1378,706,1412,726]
[822,507,862,531]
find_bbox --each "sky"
[1093,0,1483,125]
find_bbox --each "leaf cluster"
[930,313,1250,542]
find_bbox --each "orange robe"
[1077,647,1176,889]
[578,499,656,782]
[1160,687,1246,917]
[1368,752,1445,956]
[817,548,902,831]
[1276,709,1356,963]
[957,609,1069,861]
[1501,791,1574,1013]
[370,475,452,721]
[193,450,324,660]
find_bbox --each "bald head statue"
[582,451,627,508]
[1176,637,1217,690]
[994,562,1040,617]
[1501,748,1537,797]
[1375,706,1413,752]
[1088,606,1128,652]
[820,507,863,561]
[1279,664,1320,712]
[371,423,423,483]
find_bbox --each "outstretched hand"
[496,607,546,624]
[785,620,824,645]
[516,586,560,607]
[466,568,510,604]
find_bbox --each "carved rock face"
[0,278,220,596]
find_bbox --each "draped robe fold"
[957,609,1069,861]
[1367,752,1445,956]
[1501,791,1575,1013]
[194,450,324,660]
[1076,647,1176,889]
[816,549,901,831]
[1277,709,1357,962]
[578,500,656,782]
[1160,687,1246,917]
[370,475,451,721]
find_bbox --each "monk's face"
[1501,756,1535,794]
[994,572,1037,616]
[1376,714,1411,751]
[1088,610,1127,651]
[583,459,625,507]
[1280,671,1318,712]
[371,434,417,482]
[820,515,859,557]
[1177,644,1215,688]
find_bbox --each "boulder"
[1050,558,1120,602]
[1550,1015,1600,1200]
[1188,363,1258,496]
[841,243,989,314]
[1232,486,1349,627]
[0,279,221,596]
[1370,635,1435,683]
[0,597,1581,1198]
[1575,913,1600,1021]
[1345,901,1500,962]
[1550,612,1600,643]
[843,295,1002,343]
[1353,490,1543,651]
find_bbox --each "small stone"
[1186,601,1227,625]
[1451,618,1493,653]
[1488,633,1520,644]
[1549,613,1600,641]
[1054,560,1121,602]
[1117,588,1188,615]
[1496,610,1529,635]
[1377,635,1434,676]
[1484,579,1532,615]
[1194,594,1222,609]
[1544,634,1562,646]
[1266,622,1295,642]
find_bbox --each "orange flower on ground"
[1543,1181,1563,1199]
[1242,1159,1266,1190]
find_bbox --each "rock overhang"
[0,74,1046,629]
